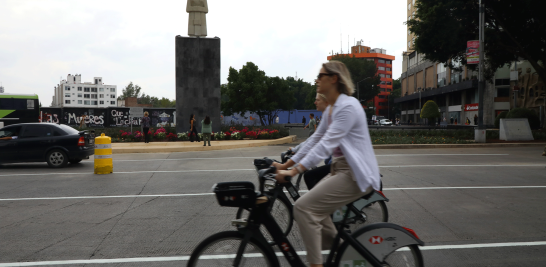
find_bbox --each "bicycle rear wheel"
[236,195,293,242]
[187,231,278,267]
[349,200,389,233]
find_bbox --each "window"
[386,61,391,64]
[378,95,386,99]
[412,11,415,19]
[413,0,415,5]
[84,94,90,98]
[78,87,82,91]
[408,16,411,21]
[99,88,104,92]
[111,101,116,105]
[65,100,70,104]
[497,87,510,97]
[110,88,115,92]
[378,59,385,64]
[110,95,116,99]
[99,94,104,98]
[65,86,70,91]
[91,101,98,105]
[437,63,447,87]
[386,68,391,71]
[91,88,97,92]
[408,3,411,10]
[408,30,411,35]
[408,41,411,48]
[386,75,391,78]
[378,66,385,71]
[100,101,104,104]
[91,94,97,99]
[387,82,392,85]
[78,100,82,104]
[379,74,385,78]
[380,81,386,85]
[84,88,90,92]
[379,102,387,106]
[65,93,70,97]
[380,88,386,92]
[21,125,53,138]
[84,100,90,105]
[78,93,82,97]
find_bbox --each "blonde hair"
[144,111,149,116]
[317,93,328,101]
[322,60,355,95]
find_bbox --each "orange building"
[327,42,395,116]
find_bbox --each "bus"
[0,93,40,127]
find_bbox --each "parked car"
[379,119,393,126]
[0,123,95,168]
[372,116,386,125]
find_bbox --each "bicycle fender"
[341,223,424,263]
[352,191,389,211]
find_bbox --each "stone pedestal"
[175,36,221,134]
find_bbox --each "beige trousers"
[293,156,372,264]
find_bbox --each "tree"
[118,82,142,100]
[388,78,402,120]
[222,62,296,125]
[304,83,318,109]
[329,55,381,103]
[420,100,441,125]
[407,0,545,83]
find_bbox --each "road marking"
[1,164,544,178]
[101,154,509,162]
[2,186,546,202]
[1,241,545,266]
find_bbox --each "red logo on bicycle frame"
[369,236,383,244]
[281,242,290,251]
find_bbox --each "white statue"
[187,0,208,37]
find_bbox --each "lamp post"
[475,0,486,142]
[356,77,372,102]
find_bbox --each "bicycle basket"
[253,158,272,170]
[213,181,257,209]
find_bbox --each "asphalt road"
[1,144,546,266]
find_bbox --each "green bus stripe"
[0,95,39,99]
[0,110,15,118]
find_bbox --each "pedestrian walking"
[201,115,212,146]
[79,114,87,129]
[303,113,317,136]
[474,114,478,125]
[466,117,470,125]
[189,114,198,142]
[302,116,306,125]
[275,115,279,124]
[141,111,151,143]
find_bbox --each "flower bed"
[98,126,289,143]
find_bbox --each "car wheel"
[70,159,82,164]
[46,149,68,168]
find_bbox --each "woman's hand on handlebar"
[272,161,286,170]
[275,169,297,184]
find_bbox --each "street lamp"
[357,77,373,102]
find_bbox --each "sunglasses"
[316,73,335,79]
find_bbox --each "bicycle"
[187,166,425,266]
[236,156,389,242]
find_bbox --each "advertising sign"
[464,103,479,111]
[466,40,479,64]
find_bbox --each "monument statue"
[187,0,208,37]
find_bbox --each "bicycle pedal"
[231,218,248,227]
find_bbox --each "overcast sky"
[0,0,408,106]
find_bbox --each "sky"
[0,0,408,107]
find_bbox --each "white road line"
[0,241,545,266]
[2,186,546,202]
[104,154,509,162]
[1,164,544,178]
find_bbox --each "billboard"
[466,40,479,64]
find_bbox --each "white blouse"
[290,94,381,192]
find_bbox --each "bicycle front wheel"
[236,195,293,242]
[187,231,278,267]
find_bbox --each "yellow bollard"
[94,133,113,174]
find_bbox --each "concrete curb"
[111,135,298,154]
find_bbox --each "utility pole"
[475,0,486,142]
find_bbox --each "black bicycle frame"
[235,193,384,267]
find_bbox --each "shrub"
[505,108,540,129]
[420,100,441,125]
[166,133,177,141]
[177,132,189,141]
[494,111,508,129]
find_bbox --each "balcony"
[395,79,478,104]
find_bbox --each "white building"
[51,74,117,108]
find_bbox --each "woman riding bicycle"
[274,61,381,267]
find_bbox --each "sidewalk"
[111,135,297,154]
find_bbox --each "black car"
[0,123,95,168]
